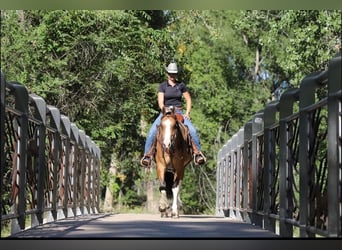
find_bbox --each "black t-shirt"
[158,81,188,107]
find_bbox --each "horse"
[155,106,193,218]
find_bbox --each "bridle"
[158,114,178,155]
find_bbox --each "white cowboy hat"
[165,62,178,74]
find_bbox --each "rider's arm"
[158,92,165,111]
[183,91,192,118]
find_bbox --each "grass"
[1,214,32,238]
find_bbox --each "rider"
[140,61,206,167]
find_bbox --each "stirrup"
[140,155,152,167]
[194,152,206,165]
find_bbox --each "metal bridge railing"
[216,53,341,237]
[0,72,101,237]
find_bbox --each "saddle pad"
[175,113,184,123]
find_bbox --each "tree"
[1,10,175,209]
[233,10,341,88]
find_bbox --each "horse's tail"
[165,170,174,199]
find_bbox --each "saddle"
[176,116,190,143]
[175,113,184,123]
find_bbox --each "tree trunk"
[145,168,158,212]
[141,115,158,212]
[146,175,155,212]
[254,46,260,81]
[103,153,118,212]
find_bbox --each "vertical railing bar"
[243,120,252,223]
[279,88,299,237]
[251,110,264,227]
[299,70,327,237]
[0,72,6,237]
[263,100,279,233]
[327,53,341,237]
[61,115,71,218]
[7,81,29,233]
[28,94,46,226]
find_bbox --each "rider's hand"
[184,113,190,120]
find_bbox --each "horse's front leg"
[157,165,169,217]
[159,188,169,217]
[171,179,182,218]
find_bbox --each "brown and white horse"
[155,106,193,218]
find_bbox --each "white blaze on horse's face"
[162,119,172,149]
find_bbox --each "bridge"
[1,53,341,238]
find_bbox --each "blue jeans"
[144,110,201,155]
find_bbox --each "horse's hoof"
[171,212,179,218]
[161,211,169,218]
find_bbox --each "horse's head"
[159,109,178,152]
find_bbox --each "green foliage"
[234,10,341,86]
[119,189,146,208]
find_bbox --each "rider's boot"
[141,154,152,167]
[140,138,156,167]
[191,140,206,165]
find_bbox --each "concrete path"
[10,213,278,238]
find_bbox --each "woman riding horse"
[155,106,193,217]
[141,61,206,167]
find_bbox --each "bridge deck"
[9,213,278,238]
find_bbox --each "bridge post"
[278,87,299,237]
[86,136,93,214]
[251,110,264,227]
[229,134,238,219]
[92,141,101,213]
[216,146,227,217]
[61,115,71,218]
[263,100,279,233]
[78,130,87,215]
[90,143,100,214]
[28,94,47,226]
[327,52,341,237]
[217,143,228,217]
[46,105,63,221]
[0,72,5,236]
[224,141,231,217]
[298,70,328,237]
[228,136,235,218]
[70,123,80,216]
[234,128,244,220]
[95,146,101,213]
[242,120,252,223]
[216,148,224,217]
[6,81,29,233]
